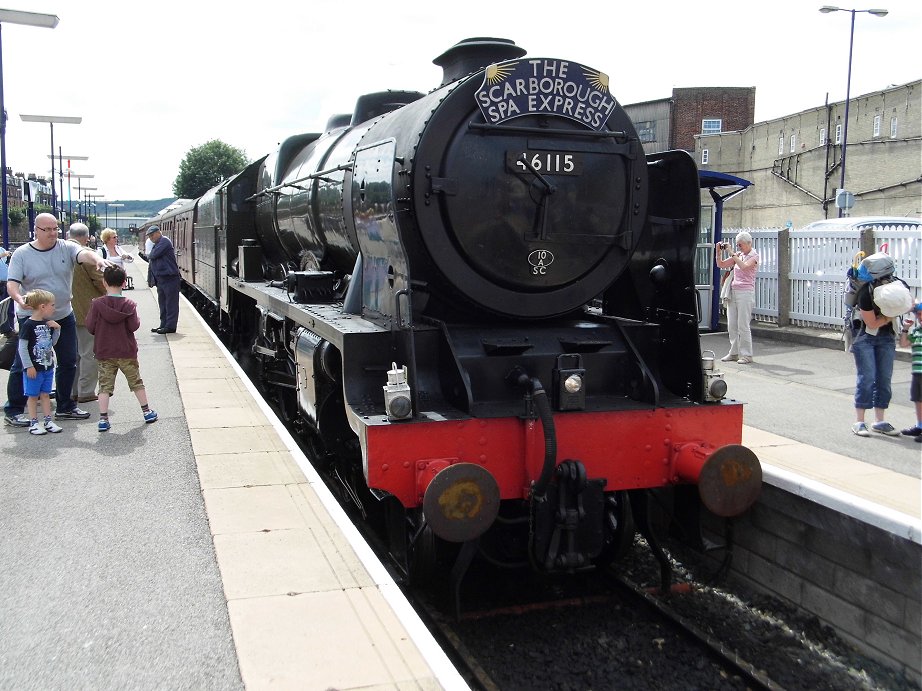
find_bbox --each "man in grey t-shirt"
[4,213,110,426]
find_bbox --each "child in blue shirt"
[18,289,63,435]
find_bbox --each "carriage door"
[695,204,715,330]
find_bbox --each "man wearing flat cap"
[145,226,180,334]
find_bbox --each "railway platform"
[0,256,465,691]
[1,253,919,689]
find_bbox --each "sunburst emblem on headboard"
[485,63,516,85]
[582,69,610,93]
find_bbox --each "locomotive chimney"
[433,37,527,86]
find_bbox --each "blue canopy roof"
[699,171,752,189]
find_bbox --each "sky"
[2,0,919,203]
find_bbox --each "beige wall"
[695,81,921,228]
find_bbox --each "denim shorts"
[23,368,55,397]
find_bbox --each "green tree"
[7,207,24,228]
[173,140,248,199]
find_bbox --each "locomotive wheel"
[595,491,635,566]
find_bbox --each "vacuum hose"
[509,368,557,498]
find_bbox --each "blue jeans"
[851,329,896,410]
[5,312,78,417]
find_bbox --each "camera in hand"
[718,241,730,250]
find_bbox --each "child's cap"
[914,302,922,312]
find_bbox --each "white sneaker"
[29,419,47,436]
[852,422,870,437]
[44,420,63,433]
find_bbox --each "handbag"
[719,271,733,305]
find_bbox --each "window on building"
[834,124,842,144]
[790,134,796,153]
[890,116,898,138]
[873,114,881,137]
[702,119,722,135]
[778,135,784,155]
[819,127,826,145]
[701,149,709,164]
[636,120,657,143]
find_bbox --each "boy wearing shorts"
[85,266,158,432]
[18,289,64,435]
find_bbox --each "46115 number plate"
[506,150,582,176]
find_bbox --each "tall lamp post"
[20,114,81,223]
[819,6,888,217]
[109,202,124,232]
[0,9,60,248]
[48,153,87,218]
[81,186,96,223]
[66,172,93,222]
[87,194,104,226]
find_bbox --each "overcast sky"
[3,0,919,203]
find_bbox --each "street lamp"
[81,186,96,222]
[819,6,889,217]
[109,202,124,231]
[67,173,93,221]
[49,153,87,220]
[87,193,104,225]
[0,9,60,247]
[20,114,81,225]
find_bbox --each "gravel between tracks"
[445,538,919,691]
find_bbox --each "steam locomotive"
[144,37,761,594]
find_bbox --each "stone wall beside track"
[701,475,921,680]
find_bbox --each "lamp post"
[20,114,81,223]
[50,155,87,220]
[81,186,96,223]
[0,9,60,248]
[109,202,124,231]
[66,172,93,222]
[819,6,888,217]
[87,194,104,226]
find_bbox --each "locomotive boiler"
[151,37,761,594]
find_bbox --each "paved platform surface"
[1,257,463,691]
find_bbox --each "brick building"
[623,87,756,154]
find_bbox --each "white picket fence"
[733,226,921,329]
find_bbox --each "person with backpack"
[849,252,909,437]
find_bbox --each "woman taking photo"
[715,231,760,364]
[99,228,134,289]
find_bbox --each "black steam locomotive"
[145,37,760,593]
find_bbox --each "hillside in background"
[105,198,176,219]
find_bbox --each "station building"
[690,80,921,228]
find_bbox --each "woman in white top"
[99,228,134,269]
[99,228,135,289]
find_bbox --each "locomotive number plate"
[506,150,582,176]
